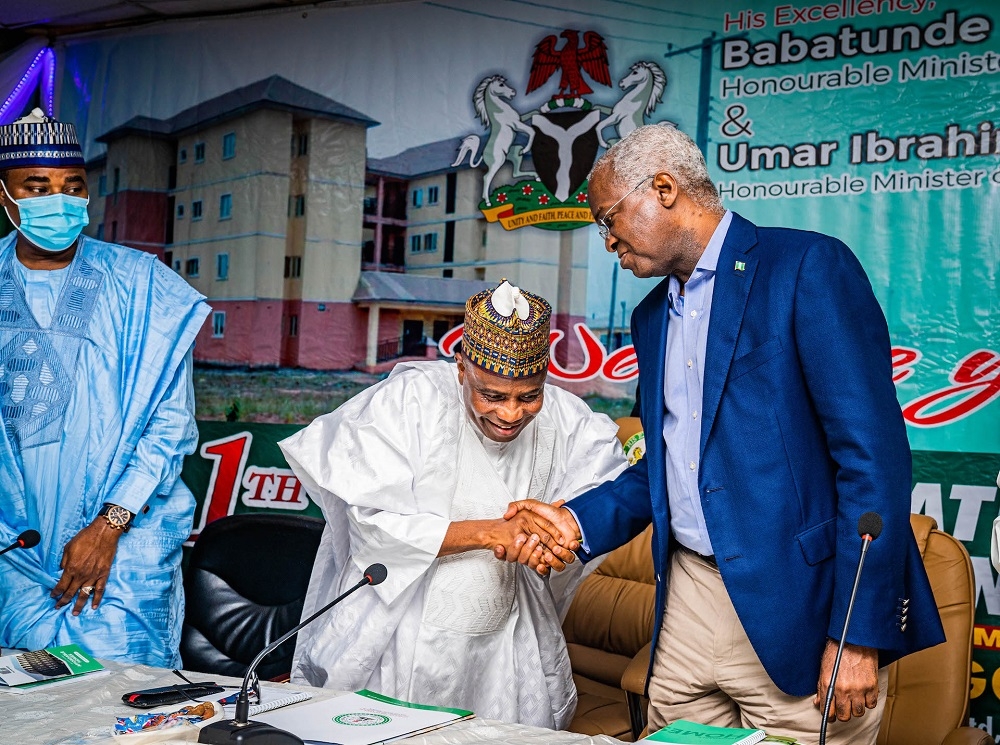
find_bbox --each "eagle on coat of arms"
[527,30,612,98]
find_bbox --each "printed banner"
[912,451,1000,735]
[34,0,999,729]
[181,422,323,545]
[50,0,997,451]
[703,0,999,456]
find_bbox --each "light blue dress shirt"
[570,211,733,557]
[663,210,732,556]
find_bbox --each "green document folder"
[644,719,767,744]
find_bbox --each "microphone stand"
[819,515,881,745]
[0,542,25,558]
[199,567,384,745]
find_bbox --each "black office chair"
[180,513,326,680]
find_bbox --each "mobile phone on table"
[121,682,226,709]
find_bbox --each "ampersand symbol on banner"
[721,104,753,138]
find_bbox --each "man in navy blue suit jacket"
[505,124,943,742]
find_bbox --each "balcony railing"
[376,337,403,363]
[361,262,406,273]
[376,335,428,363]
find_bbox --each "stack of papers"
[255,689,474,745]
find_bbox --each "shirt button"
[689,461,696,471]
[692,411,698,419]
[687,359,693,368]
[690,310,698,318]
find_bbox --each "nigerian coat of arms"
[452,29,667,231]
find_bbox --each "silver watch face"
[105,504,131,528]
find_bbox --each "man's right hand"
[439,511,577,576]
[52,519,122,615]
[494,499,582,573]
[491,509,578,576]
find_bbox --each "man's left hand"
[51,520,122,615]
[814,639,879,721]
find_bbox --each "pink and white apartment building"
[84,76,589,370]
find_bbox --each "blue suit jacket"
[569,213,944,696]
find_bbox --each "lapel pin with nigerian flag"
[734,261,746,272]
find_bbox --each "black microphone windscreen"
[364,563,388,586]
[857,512,883,540]
[18,530,40,549]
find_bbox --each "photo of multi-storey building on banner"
[83,76,594,372]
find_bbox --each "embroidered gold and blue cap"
[462,280,551,378]
[0,108,83,170]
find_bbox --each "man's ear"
[652,171,678,209]
[455,352,467,384]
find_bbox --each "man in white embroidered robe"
[280,282,626,729]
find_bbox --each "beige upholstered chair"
[564,417,654,741]
[564,524,654,741]
[876,514,990,745]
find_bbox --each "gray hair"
[590,123,723,213]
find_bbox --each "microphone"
[0,529,41,557]
[198,562,388,745]
[819,512,882,745]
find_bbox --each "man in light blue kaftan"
[0,109,209,666]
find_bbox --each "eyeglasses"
[595,175,654,240]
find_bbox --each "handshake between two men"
[491,499,582,576]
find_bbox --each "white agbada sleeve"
[279,364,457,606]
[546,386,629,500]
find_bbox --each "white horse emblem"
[452,75,538,207]
[596,61,667,148]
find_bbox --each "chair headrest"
[909,513,939,557]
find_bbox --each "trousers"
[646,549,887,745]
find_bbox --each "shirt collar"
[667,210,732,311]
[694,210,732,276]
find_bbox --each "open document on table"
[0,644,105,689]
[254,688,475,745]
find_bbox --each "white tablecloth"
[0,659,626,745]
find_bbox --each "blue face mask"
[2,181,90,252]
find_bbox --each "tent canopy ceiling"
[1,1,383,35]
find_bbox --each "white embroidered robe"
[278,361,626,728]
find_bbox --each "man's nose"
[604,232,618,253]
[497,401,522,423]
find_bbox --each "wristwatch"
[98,503,134,533]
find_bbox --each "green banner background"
[704,0,999,455]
